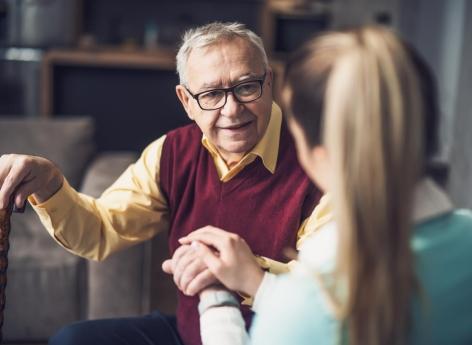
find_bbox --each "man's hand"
[179,226,264,297]
[0,154,64,210]
[162,244,218,296]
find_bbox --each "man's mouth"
[219,121,252,130]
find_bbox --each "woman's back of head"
[283,26,438,345]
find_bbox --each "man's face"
[176,38,273,164]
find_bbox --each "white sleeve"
[200,305,250,345]
[199,272,279,345]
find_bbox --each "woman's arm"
[199,287,250,345]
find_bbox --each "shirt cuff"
[28,178,77,247]
[255,255,290,274]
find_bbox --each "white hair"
[176,22,269,85]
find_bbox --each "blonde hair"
[284,26,428,345]
[176,22,269,85]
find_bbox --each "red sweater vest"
[160,122,320,345]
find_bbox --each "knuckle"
[17,159,27,170]
[181,274,191,288]
[17,156,32,169]
[227,234,240,246]
[206,272,217,284]
[174,245,188,258]
[213,262,225,275]
[16,191,28,202]
[223,237,232,246]
[4,174,13,184]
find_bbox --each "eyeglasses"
[185,72,267,111]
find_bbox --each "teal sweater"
[250,210,472,345]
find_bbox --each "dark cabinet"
[42,48,190,152]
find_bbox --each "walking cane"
[0,201,14,343]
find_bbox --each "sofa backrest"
[0,117,95,188]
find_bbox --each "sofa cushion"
[0,117,95,188]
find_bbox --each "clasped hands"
[162,226,264,299]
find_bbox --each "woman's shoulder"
[411,209,472,343]
[413,208,472,247]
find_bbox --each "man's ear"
[311,145,328,163]
[176,85,195,120]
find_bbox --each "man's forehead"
[185,40,264,88]
[199,71,261,88]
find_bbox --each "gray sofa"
[0,117,177,342]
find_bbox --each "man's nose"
[220,92,242,117]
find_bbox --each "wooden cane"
[0,202,12,343]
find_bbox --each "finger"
[184,226,230,240]
[12,178,41,209]
[0,155,12,183]
[0,161,30,209]
[178,258,207,294]
[193,242,226,279]
[182,230,236,253]
[0,164,12,210]
[173,248,200,289]
[185,269,218,296]
[178,236,191,245]
[179,226,230,244]
[161,259,174,274]
[171,245,192,273]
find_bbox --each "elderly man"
[0,22,320,345]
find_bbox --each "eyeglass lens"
[198,80,262,110]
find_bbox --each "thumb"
[161,259,174,274]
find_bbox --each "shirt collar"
[201,102,282,174]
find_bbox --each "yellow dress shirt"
[30,103,323,275]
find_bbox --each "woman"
[181,26,472,345]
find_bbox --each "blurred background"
[0,0,471,343]
[0,0,471,184]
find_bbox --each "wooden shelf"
[43,47,176,70]
[40,47,177,116]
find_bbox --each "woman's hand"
[179,226,264,297]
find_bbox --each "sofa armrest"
[80,152,148,318]
[80,151,138,197]
[80,151,177,319]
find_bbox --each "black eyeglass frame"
[184,72,267,111]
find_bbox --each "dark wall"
[53,65,187,152]
[82,0,264,47]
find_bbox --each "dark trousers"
[48,311,184,345]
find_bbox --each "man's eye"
[236,82,258,95]
[200,90,223,100]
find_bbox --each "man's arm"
[1,136,170,261]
